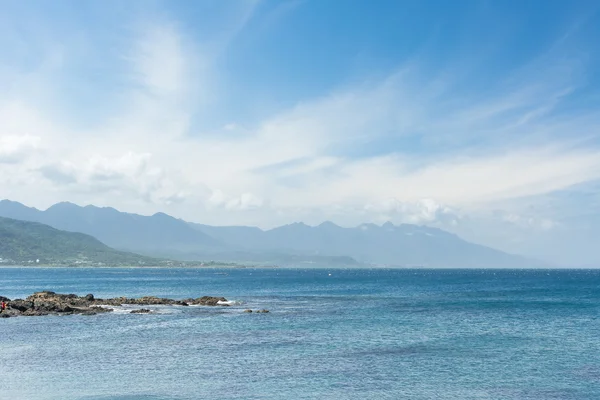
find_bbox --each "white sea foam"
[101,305,139,314]
[217,300,244,306]
[95,304,131,314]
[95,304,179,315]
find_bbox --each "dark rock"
[59,305,74,313]
[1,308,20,317]
[256,309,270,313]
[130,309,152,314]
[189,296,228,306]
[23,309,47,316]
[243,309,253,313]
[90,306,112,313]
[0,296,11,302]
[84,294,94,301]
[8,300,31,312]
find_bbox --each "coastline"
[0,264,279,269]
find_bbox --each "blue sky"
[1,0,600,265]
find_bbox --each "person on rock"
[1,301,6,313]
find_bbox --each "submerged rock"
[130,309,152,314]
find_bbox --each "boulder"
[1,308,21,317]
[8,300,31,312]
[23,309,47,316]
[190,296,228,306]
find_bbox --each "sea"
[0,267,599,400]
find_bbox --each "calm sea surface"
[1,267,599,400]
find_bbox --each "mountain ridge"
[191,220,543,268]
[0,199,548,268]
[0,199,225,255]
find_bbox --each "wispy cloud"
[131,23,189,96]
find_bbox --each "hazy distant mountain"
[0,199,545,268]
[0,216,160,265]
[191,220,543,268]
[0,200,225,255]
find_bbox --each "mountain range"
[0,199,547,268]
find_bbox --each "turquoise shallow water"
[1,267,599,400]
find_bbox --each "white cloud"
[232,193,264,210]
[0,134,40,164]
[501,213,557,231]
[208,189,264,211]
[131,23,187,96]
[364,198,459,225]
[87,152,153,182]
[38,161,78,184]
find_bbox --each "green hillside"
[0,216,161,266]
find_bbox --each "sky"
[1,0,600,266]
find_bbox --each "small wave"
[95,304,177,315]
[95,305,131,315]
[217,300,244,306]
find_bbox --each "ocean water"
[0,267,599,400]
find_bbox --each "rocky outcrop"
[0,291,230,318]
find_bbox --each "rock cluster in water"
[0,291,229,318]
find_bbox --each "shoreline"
[0,264,279,269]
[0,265,596,270]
